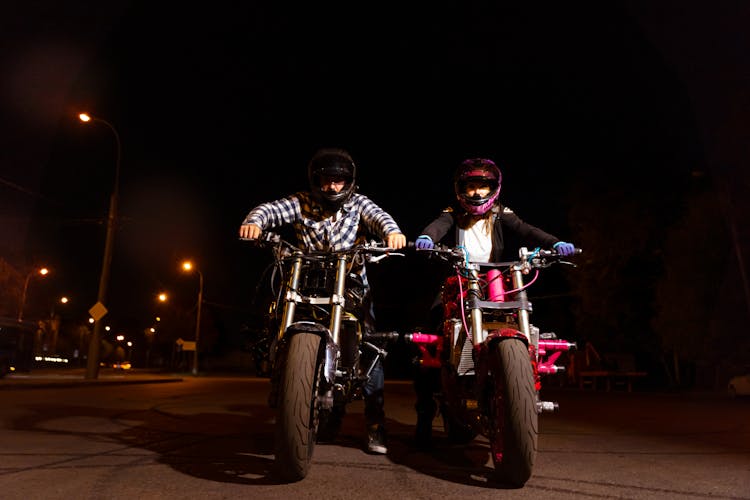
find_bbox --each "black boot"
[415,411,434,449]
[364,389,387,454]
[366,423,387,454]
[414,366,438,449]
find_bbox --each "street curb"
[0,377,184,390]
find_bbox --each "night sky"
[3,2,750,375]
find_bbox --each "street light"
[78,112,122,380]
[181,260,203,376]
[49,295,69,353]
[51,295,69,317]
[17,267,49,322]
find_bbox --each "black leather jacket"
[419,203,560,262]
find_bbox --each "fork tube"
[467,268,485,346]
[329,254,348,345]
[279,254,303,340]
[511,265,531,341]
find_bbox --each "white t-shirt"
[460,218,492,262]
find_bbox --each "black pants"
[414,365,439,421]
[360,287,386,428]
[413,295,443,435]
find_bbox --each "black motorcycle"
[242,233,403,481]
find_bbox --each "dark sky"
[3,2,750,340]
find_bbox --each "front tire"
[274,332,322,482]
[488,340,538,487]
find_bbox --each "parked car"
[728,372,750,398]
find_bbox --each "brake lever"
[369,251,405,263]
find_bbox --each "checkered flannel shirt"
[241,191,402,252]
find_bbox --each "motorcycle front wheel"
[274,332,322,482]
[488,339,538,487]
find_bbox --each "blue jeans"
[363,358,385,427]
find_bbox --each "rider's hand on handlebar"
[553,241,576,256]
[386,232,407,250]
[239,223,263,240]
[415,235,435,250]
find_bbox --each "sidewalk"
[0,368,184,389]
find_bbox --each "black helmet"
[454,158,502,215]
[307,148,357,209]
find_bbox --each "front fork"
[276,252,383,412]
[272,253,346,410]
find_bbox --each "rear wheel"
[274,332,322,482]
[488,340,538,487]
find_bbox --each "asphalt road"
[0,373,748,499]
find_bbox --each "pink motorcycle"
[408,245,581,486]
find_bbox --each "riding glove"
[415,235,435,250]
[553,241,575,256]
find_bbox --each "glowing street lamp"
[51,295,69,317]
[181,260,204,376]
[47,295,70,353]
[17,267,49,322]
[78,111,122,380]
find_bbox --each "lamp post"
[78,112,121,380]
[17,267,49,322]
[49,296,68,354]
[181,261,203,376]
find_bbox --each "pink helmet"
[454,158,502,215]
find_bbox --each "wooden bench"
[578,370,648,392]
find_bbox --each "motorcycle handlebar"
[410,242,583,266]
[240,233,404,257]
[530,247,584,258]
[363,331,401,342]
[243,235,581,264]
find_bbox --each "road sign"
[88,302,108,321]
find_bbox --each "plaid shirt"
[242,191,402,252]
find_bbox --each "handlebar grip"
[363,331,400,341]
[239,232,281,244]
[404,332,441,344]
[540,247,583,257]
